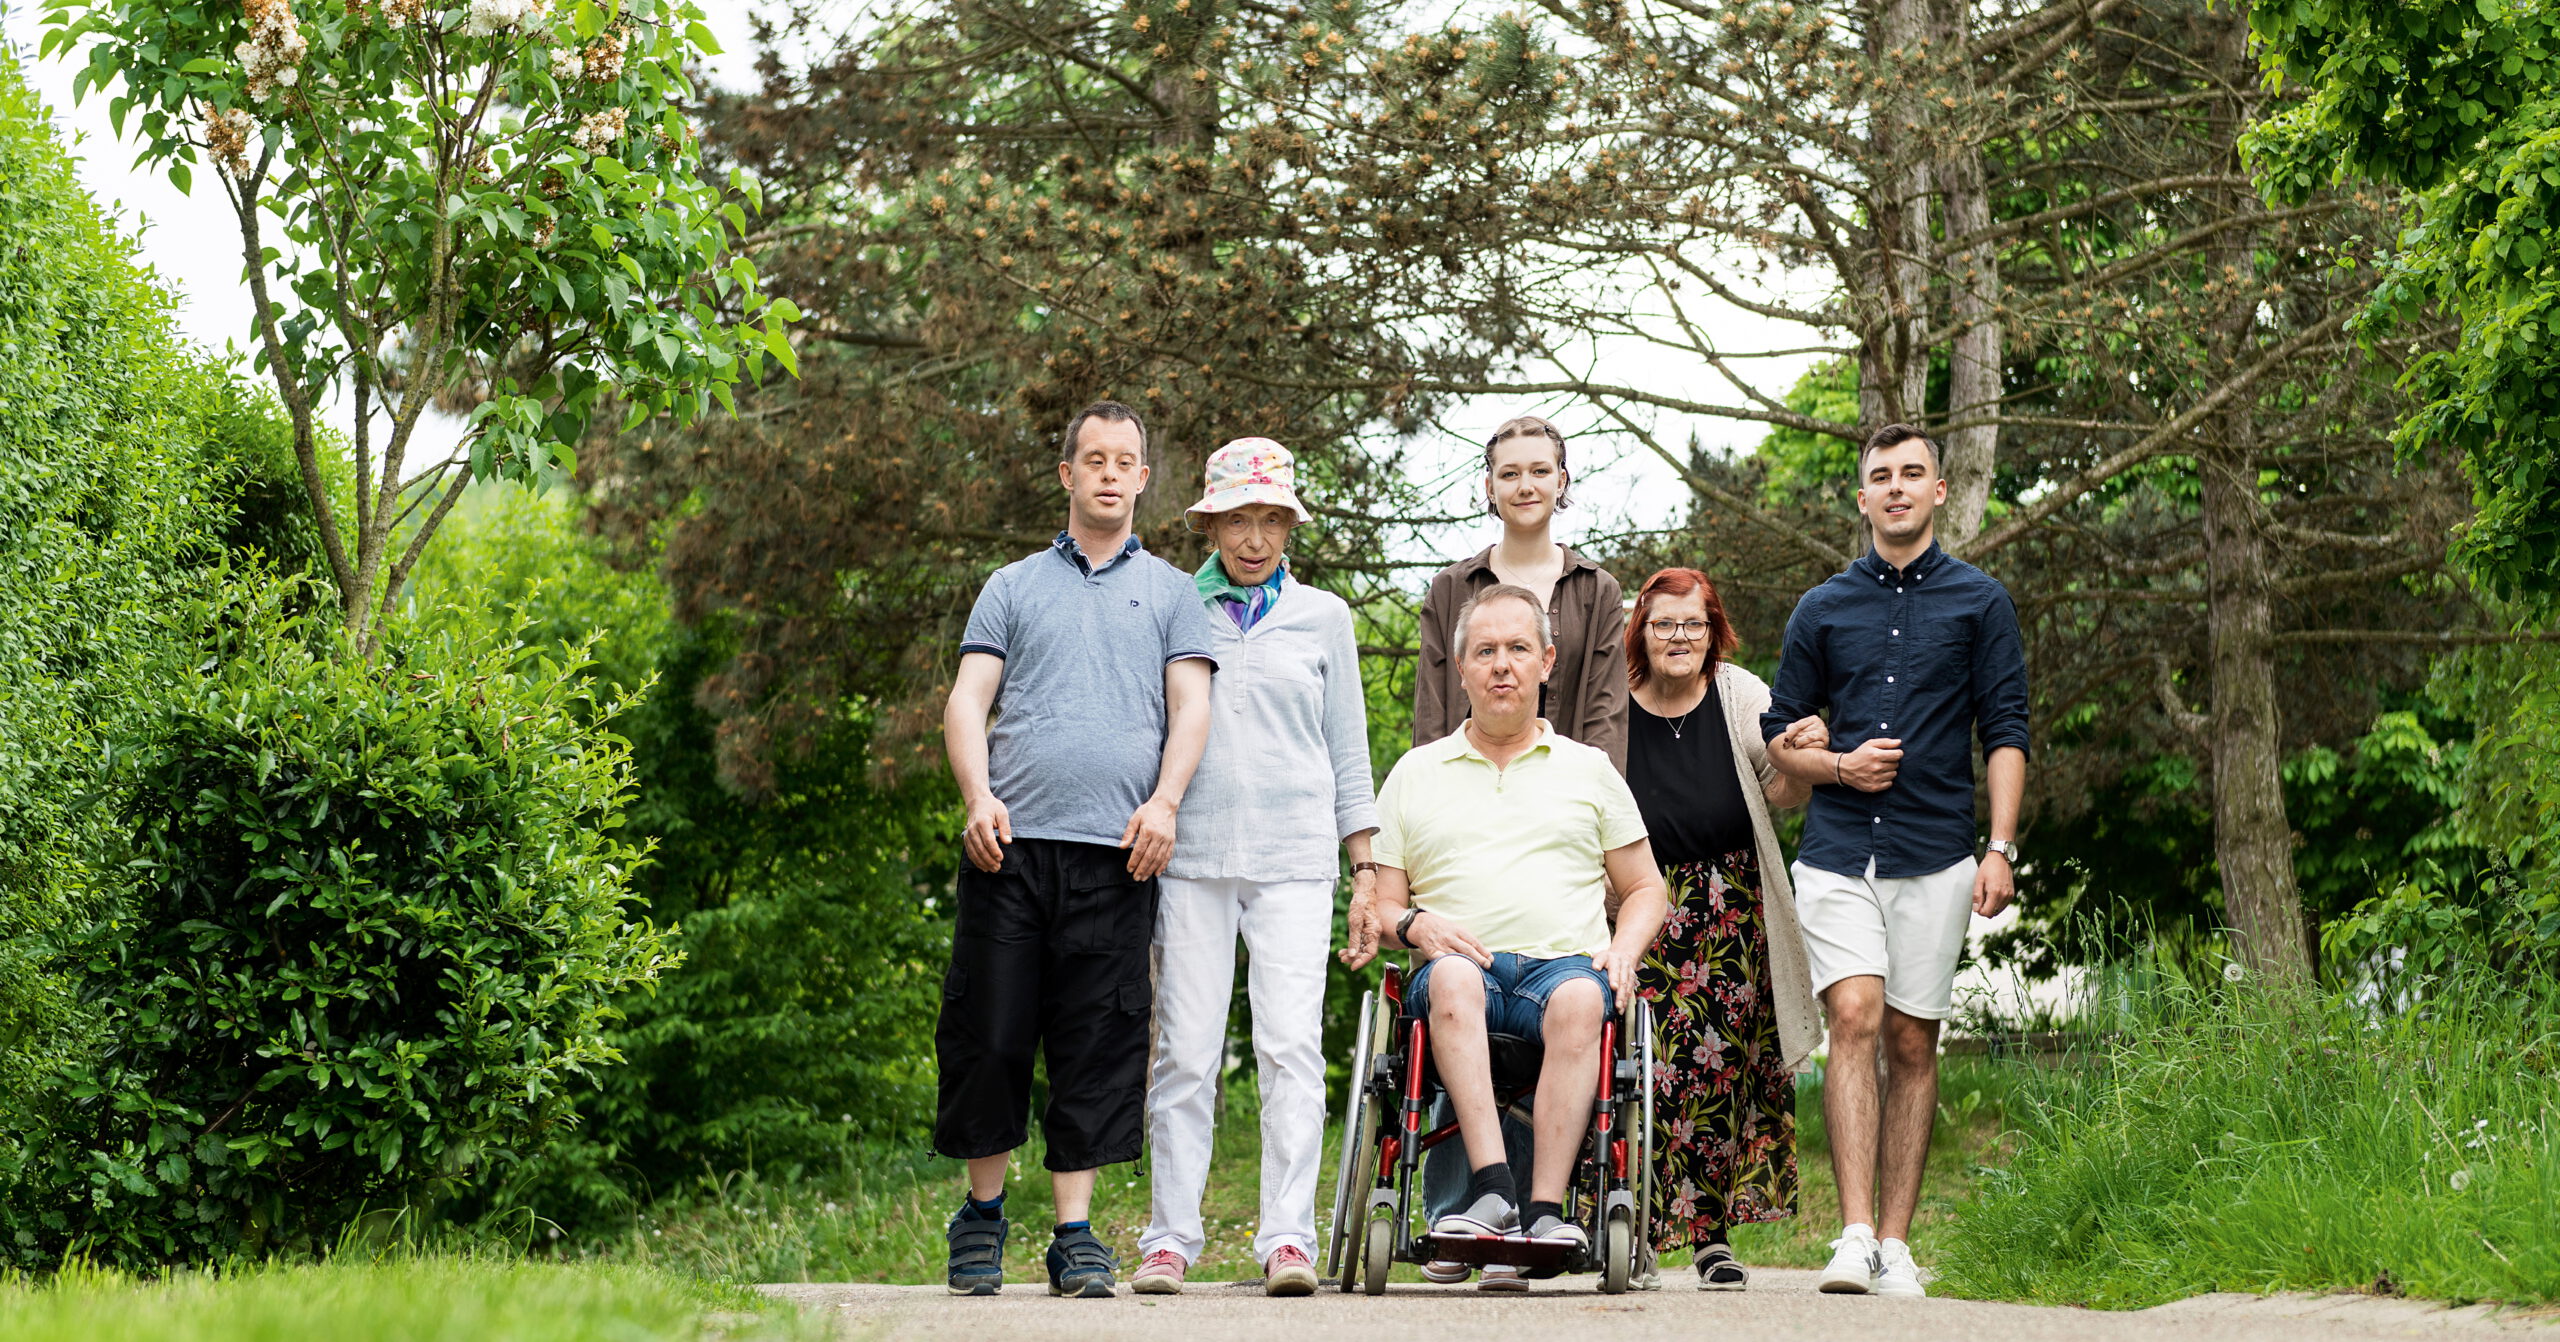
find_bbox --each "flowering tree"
[40,0,792,648]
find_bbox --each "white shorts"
[1791,856,1978,1020]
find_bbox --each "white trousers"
[1141,874,1333,1265]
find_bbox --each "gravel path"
[759,1268,2558,1341]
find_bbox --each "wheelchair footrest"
[1424,1231,1583,1270]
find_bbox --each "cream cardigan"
[1702,660,1823,1073]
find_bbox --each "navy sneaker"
[1047,1225,1119,1298]
[945,1203,1008,1296]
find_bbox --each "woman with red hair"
[1622,567,1821,1289]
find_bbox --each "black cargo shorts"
[932,836,1158,1171]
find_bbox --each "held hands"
[1779,715,1830,752]
[1972,850,2016,918]
[1837,737,1904,792]
[962,793,1012,873]
[1120,796,1179,880]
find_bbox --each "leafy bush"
[0,49,315,1106]
[1937,968,2560,1307]
[0,592,672,1266]
[406,492,952,1228]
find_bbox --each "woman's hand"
[1340,874,1381,968]
[1590,945,1643,1012]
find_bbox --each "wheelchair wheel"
[1599,1206,1634,1294]
[1323,989,1385,1291]
[1361,1201,1395,1296]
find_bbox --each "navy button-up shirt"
[1761,542,2031,879]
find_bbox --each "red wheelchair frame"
[1320,962,1656,1294]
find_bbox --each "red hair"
[1626,567,1740,691]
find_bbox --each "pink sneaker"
[1132,1248,1187,1295]
[1265,1244,1318,1297]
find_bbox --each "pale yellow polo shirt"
[1373,722,1648,959]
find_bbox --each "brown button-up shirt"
[1412,545,1630,773]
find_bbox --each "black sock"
[1054,1220,1091,1236]
[1699,1226,1730,1250]
[1524,1200,1562,1228]
[1463,1161,1517,1206]
[960,1191,1005,1221]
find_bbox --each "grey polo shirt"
[960,532,1219,848]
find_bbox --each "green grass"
[587,1056,2034,1284]
[0,1257,816,1342]
[1933,970,2560,1308]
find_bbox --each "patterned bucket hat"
[1184,437,1314,532]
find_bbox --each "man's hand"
[962,793,1012,873]
[1838,737,1904,792]
[1780,715,1830,752]
[1406,909,1493,969]
[1591,945,1643,1012]
[1120,796,1179,880]
[1340,872,1381,968]
[1972,850,2016,918]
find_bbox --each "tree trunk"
[2200,0,2310,981]
[1859,0,1937,430]
[1936,2,2000,550]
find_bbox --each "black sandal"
[1696,1242,1748,1290]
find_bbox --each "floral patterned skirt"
[1636,851,1798,1251]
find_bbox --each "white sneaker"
[1818,1229,1881,1294]
[1873,1239,1926,1297]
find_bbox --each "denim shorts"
[1409,950,1614,1043]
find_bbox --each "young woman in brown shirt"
[1412,416,1630,771]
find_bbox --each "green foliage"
[2248,0,2560,602]
[0,589,672,1267]
[0,1257,813,1342]
[40,0,787,638]
[403,491,953,1227]
[0,49,310,1107]
[2432,640,2560,945]
[1755,358,1865,508]
[1937,968,2560,1307]
[1993,700,2484,977]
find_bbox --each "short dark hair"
[1859,423,1941,477]
[1060,400,1147,463]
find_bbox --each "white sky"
[0,1,1819,559]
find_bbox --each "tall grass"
[1935,967,2560,1308]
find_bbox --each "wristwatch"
[1394,905,1429,947]
[1985,839,2019,862]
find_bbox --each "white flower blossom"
[462,0,544,37]
[2222,962,2245,983]
[201,101,258,176]
[569,107,628,154]
[238,0,309,103]
[550,44,584,81]
[2448,1168,2472,1191]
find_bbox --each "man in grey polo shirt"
[935,400,1218,1299]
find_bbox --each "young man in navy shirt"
[1763,424,2030,1298]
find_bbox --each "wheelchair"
[1320,959,1655,1294]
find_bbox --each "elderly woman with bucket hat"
[1132,438,1379,1299]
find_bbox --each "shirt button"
[1887,676,1896,683]
[1897,587,1903,593]
[1881,722,1889,729]
[1891,629,1900,636]
[1873,817,1882,824]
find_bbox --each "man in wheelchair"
[1349,584,1667,1251]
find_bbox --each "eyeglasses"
[1646,619,1712,640]
[1214,512,1295,538]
